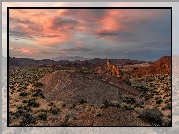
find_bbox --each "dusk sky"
[8,8,171,61]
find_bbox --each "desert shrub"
[32,89,43,97]
[134,102,144,108]
[168,114,171,118]
[20,112,36,126]
[62,103,66,108]
[61,114,70,126]
[17,104,31,111]
[17,87,24,92]
[102,100,109,108]
[19,82,23,85]
[79,99,87,104]
[85,105,91,111]
[9,85,14,89]
[144,93,154,100]
[49,106,60,115]
[100,104,106,109]
[94,108,102,117]
[124,97,136,104]
[22,99,28,103]
[27,98,40,107]
[162,119,171,126]
[33,82,43,88]
[35,109,48,114]
[164,103,171,110]
[48,102,54,106]
[140,94,144,98]
[155,97,163,104]
[19,91,28,96]
[83,68,94,74]
[11,111,20,118]
[68,104,76,109]
[137,86,149,94]
[162,106,166,110]
[122,104,134,110]
[24,82,30,86]
[109,102,120,108]
[16,109,25,115]
[164,99,169,104]
[41,95,45,99]
[11,87,16,91]
[22,86,27,89]
[139,107,164,126]
[144,95,150,101]
[36,112,47,121]
[133,67,138,72]
[90,106,96,113]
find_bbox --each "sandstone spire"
[106,59,131,85]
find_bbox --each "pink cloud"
[33,37,67,47]
[9,9,76,47]
[9,8,170,49]
[18,48,34,54]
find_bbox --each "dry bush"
[138,107,164,126]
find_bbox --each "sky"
[2,3,173,61]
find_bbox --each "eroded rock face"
[106,59,111,69]
[106,59,131,85]
[106,60,123,78]
[132,56,171,76]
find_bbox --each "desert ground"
[8,57,171,126]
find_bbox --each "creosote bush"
[79,99,87,104]
[61,114,70,126]
[32,89,44,98]
[124,97,136,104]
[17,104,31,111]
[20,112,36,126]
[102,100,109,108]
[22,98,40,108]
[27,99,40,107]
[62,103,66,108]
[48,102,54,106]
[35,112,47,121]
[49,106,60,115]
[19,91,28,96]
[155,97,163,104]
[33,82,43,88]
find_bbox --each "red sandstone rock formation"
[106,59,131,85]
[132,56,171,76]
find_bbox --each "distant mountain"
[51,55,91,61]
[132,56,171,76]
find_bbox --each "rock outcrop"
[105,59,131,85]
[106,59,123,78]
[132,56,171,76]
